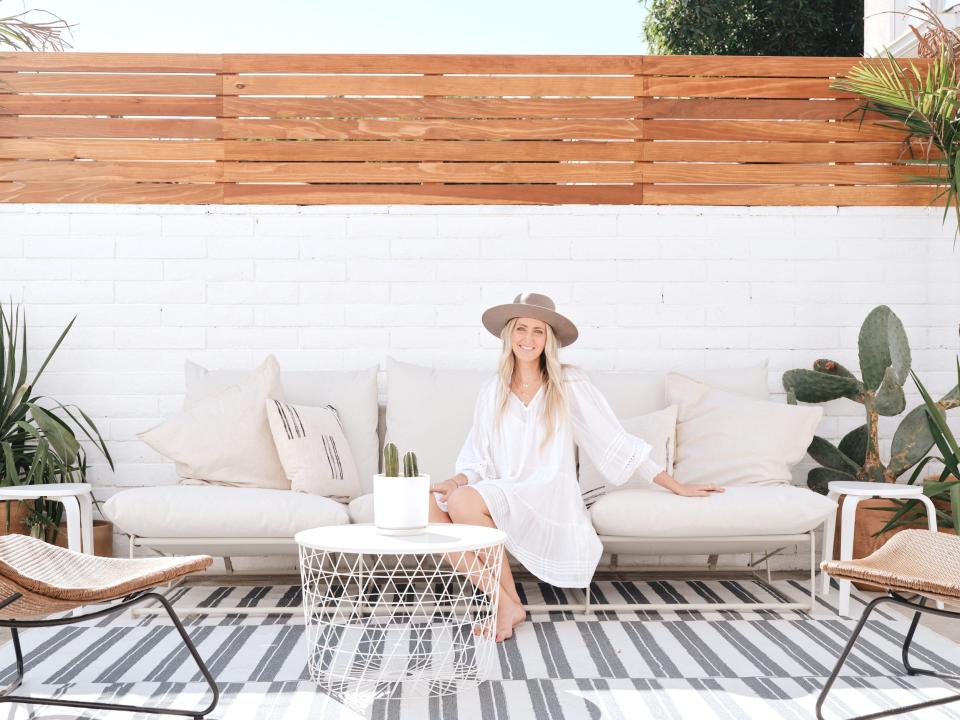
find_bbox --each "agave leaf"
[29,315,75,389]
[951,483,960,535]
[28,403,79,464]
[1,441,16,486]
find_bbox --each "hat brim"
[482,304,578,347]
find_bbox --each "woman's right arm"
[432,380,492,502]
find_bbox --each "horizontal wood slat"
[0,52,943,206]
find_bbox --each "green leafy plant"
[879,361,960,535]
[0,303,112,540]
[642,0,862,56]
[831,6,960,237]
[783,305,953,493]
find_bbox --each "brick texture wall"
[2,203,958,569]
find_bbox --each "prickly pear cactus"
[383,442,399,477]
[403,451,419,478]
[782,304,935,493]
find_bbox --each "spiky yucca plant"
[831,6,960,236]
[0,304,112,539]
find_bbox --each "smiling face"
[511,316,547,362]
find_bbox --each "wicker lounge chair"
[0,533,218,719]
[816,528,960,720]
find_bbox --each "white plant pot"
[373,474,430,536]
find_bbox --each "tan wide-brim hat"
[481,292,579,347]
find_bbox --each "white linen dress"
[441,365,664,588]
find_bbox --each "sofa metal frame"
[128,529,818,617]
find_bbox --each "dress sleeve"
[566,369,664,486]
[454,380,494,485]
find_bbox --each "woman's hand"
[430,474,467,502]
[671,482,724,497]
[652,471,724,497]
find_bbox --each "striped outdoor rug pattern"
[1,579,959,719]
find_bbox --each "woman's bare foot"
[495,597,527,642]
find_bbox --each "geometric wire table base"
[298,527,505,700]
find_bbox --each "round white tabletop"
[295,523,506,555]
[0,482,92,499]
[827,480,924,497]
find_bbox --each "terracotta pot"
[51,519,114,557]
[0,500,113,556]
[0,500,31,535]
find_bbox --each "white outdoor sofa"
[105,358,836,613]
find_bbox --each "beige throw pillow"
[139,355,289,490]
[578,405,678,508]
[266,400,362,501]
[666,372,822,487]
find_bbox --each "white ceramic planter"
[373,474,430,535]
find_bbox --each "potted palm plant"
[831,6,960,237]
[373,442,429,535]
[0,304,114,552]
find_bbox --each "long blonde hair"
[495,317,568,449]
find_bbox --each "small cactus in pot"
[403,451,419,478]
[383,442,400,477]
[374,444,429,535]
[784,305,958,493]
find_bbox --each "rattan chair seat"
[0,534,212,619]
[821,529,960,603]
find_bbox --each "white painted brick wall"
[2,203,959,570]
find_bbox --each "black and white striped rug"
[2,579,959,719]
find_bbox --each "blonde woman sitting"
[429,293,723,642]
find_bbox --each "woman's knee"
[446,487,485,521]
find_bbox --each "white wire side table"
[296,523,506,700]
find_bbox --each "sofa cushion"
[578,405,678,508]
[140,356,288,490]
[347,493,375,524]
[186,361,380,492]
[266,400,362,501]
[587,361,769,419]
[591,484,836,538]
[104,485,349,539]
[385,358,492,482]
[667,372,822,487]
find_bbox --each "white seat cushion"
[590,484,836,538]
[187,362,380,493]
[104,485,349,539]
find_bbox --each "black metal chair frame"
[0,589,219,719]
[817,591,960,720]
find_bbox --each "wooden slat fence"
[0,53,942,205]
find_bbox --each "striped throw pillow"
[265,400,362,502]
